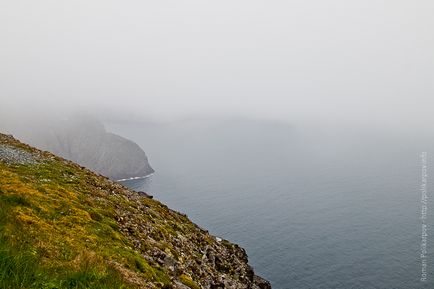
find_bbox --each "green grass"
[0,155,178,288]
[61,267,127,289]
[0,230,130,289]
[0,242,41,288]
[0,194,129,289]
[0,194,31,207]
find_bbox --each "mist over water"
[109,119,434,289]
[1,1,434,287]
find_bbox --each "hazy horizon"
[1,0,434,133]
[1,2,433,288]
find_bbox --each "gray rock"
[138,191,153,198]
[12,116,154,180]
[253,275,272,289]
[0,144,38,165]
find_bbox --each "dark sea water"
[108,119,434,289]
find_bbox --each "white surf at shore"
[117,173,154,182]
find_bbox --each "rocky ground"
[0,143,39,165]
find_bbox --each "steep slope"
[0,133,271,289]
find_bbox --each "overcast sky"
[1,0,433,129]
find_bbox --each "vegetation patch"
[179,274,200,289]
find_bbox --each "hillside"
[0,133,270,289]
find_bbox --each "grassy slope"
[0,135,176,288]
[0,134,268,289]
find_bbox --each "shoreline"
[116,173,154,182]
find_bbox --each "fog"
[1,0,433,132]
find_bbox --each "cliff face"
[18,117,154,180]
[0,133,271,289]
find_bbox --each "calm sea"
[108,119,433,289]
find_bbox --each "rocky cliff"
[0,133,271,289]
[14,117,154,180]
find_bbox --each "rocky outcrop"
[17,116,154,180]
